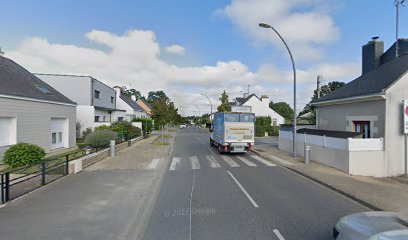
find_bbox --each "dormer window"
[94,90,100,99]
[36,85,51,94]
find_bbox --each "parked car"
[180,124,187,129]
[334,212,408,240]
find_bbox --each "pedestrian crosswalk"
[160,154,275,171]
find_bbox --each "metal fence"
[0,148,99,203]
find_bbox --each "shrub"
[82,127,92,137]
[4,143,46,168]
[110,121,142,140]
[267,126,279,136]
[95,125,111,131]
[132,118,153,135]
[84,130,118,148]
[255,116,272,137]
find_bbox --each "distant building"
[136,99,152,117]
[114,87,148,121]
[0,57,77,159]
[230,94,284,126]
[36,74,126,136]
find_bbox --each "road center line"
[189,171,196,240]
[273,229,286,240]
[227,171,259,208]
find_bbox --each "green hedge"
[110,121,141,140]
[255,116,279,137]
[132,118,153,135]
[3,143,46,168]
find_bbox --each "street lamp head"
[259,22,271,28]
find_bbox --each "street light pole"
[201,93,213,130]
[259,22,297,157]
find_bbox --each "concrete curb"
[125,132,175,240]
[250,149,383,212]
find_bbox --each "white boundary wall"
[279,130,386,177]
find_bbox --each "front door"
[51,118,67,149]
[353,121,370,138]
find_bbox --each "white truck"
[210,107,255,153]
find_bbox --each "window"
[94,90,100,99]
[0,117,17,146]
[51,133,57,144]
[95,116,100,122]
[272,119,277,126]
[354,121,371,138]
[36,85,52,94]
[118,117,124,122]
[111,96,114,103]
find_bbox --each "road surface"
[143,126,368,240]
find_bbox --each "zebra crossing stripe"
[206,155,221,168]
[169,157,181,171]
[147,158,161,169]
[190,156,200,170]
[236,156,257,166]
[250,155,276,167]
[221,155,239,167]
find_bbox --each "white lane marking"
[206,155,221,168]
[221,155,240,167]
[147,158,161,169]
[270,155,294,165]
[249,155,276,167]
[236,156,257,166]
[227,171,259,208]
[169,157,181,171]
[273,229,286,240]
[190,156,200,170]
[189,171,196,240]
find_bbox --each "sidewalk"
[251,144,408,219]
[0,135,173,240]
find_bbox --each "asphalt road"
[143,126,368,240]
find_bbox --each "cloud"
[5,28,358,116]
[215,0,340,61]
[165,45,186,55]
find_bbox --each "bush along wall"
[3,143,46,168]
[255,116,279,137]
[132,118,153,135]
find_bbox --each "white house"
[280,37,408,177]
[0,56,77,160]
[231,94,284,125]
[114,87,148,121]
[36,74,126,136]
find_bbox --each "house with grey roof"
[0,56,77,160]
[35,74,126,137]
[135,98,152,117]
[306,37,408,177]
[231,93,284,126]
[114,87,148,121]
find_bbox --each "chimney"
[260,95,269,104]
[131,95,137,101]
[362,37,384,74]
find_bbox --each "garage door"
[50,118,67,149]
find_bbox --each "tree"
[217,90,231,112]
[116,86,146,100]
[147,91,169,104]
[299,81,346,121]
[269,102,294,120]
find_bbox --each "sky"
[1,0,407,116]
